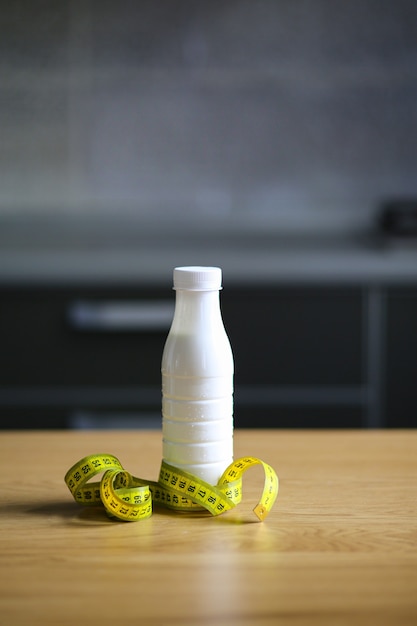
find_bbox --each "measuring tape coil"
[65,453,278,522]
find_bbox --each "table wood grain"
[0,429,416,625]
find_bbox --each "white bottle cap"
[173,266,222,291]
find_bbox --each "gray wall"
[1,0,417,234]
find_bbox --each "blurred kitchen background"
[0,0,416,430]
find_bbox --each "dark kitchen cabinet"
[0,284,171,429]
[385,289,417,428]
[0,286,170,387]
[0,282,415,429]
[222,287,363,386]
[222,286,365,428]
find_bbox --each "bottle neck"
[171,288,223,333]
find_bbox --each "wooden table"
[1,429,416,625]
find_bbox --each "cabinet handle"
[67,300,174,331]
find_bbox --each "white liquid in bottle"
[161,266,234,485]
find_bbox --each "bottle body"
[161,267,234,485]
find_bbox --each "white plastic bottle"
[161,266,234,485]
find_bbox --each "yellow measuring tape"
[65,453,279,522]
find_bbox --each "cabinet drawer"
[0,286,173,387]
[222,286,364,386]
